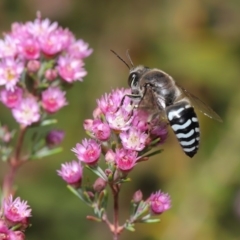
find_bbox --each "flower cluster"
[58,88,171,231]
[0,195,32,240]
[72,88,168,172]
[0,13,92,126]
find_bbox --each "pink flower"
[83,119,93,132]
[39,31,64,56]
[92,119,111,141]
[11,22,31,40]
[0,87,23,108]
[120,128,148,151]
[149,191,171,215]
[57,160,83,185]
[26,17,58,39]
[12,97,40,126]
[17,38,40,60]
[56,28,75,50]
[0,220,23,240]
[115,148,138,172]
[72,139,101,165]
[67,39,93,58]
[97,88,131,114]
[132,109,150,131]
[0,58,24,90]
[3,195,32,223]
[105,109,132,131]
[0,35,18,58]
[151,122,168,144]
[57,56,87,82]
[41,87,67,113]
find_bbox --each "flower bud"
[0,125,12,143]
[93,177,107,192]
[132,190,143,203]
[27,60,40,73]
[45,69,58,81]
[46,130,65,147]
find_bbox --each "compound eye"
[128,73,139,87]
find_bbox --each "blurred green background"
[1,0,240,239]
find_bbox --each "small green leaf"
[40,119,58,126]
[31,147,62,159]
[124,223,135,232]
[141,218,160,223]
[85,165,108,181]
[97,190,108,210]
[142,149,163,158]
[67,186,92,206]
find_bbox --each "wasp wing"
[138,85,167,121]
[178,85,223,122]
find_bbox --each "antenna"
[110,49,130,69]
[126,49,134,67]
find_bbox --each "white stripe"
[183,146,196,152]
[172,119,191,131]
[185,104,191,108]
[192,117,198,122]
[176,129,194,139]
[168,108,184,121]
[196,137,200,141]
[181,138,195,146]
[195,127,200,132]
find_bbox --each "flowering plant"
[58,88,171,239]
[0,13,171,240]
[0,12,92,239]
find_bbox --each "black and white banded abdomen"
[166,101,200,158]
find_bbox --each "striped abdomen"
[166,101,200,158]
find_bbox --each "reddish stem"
[1,126,27,205]
[110,183,120,240]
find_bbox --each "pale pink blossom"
[10,22,31,40]
[0,58,24,90]
[26,18,58,39]
[54,27,75,50]
[132,109,150,131]
[3,195,32,223]
[115,148,138,172]
[41,87,67,113]
[57,160,83,185]
[57,56,87,82]
[105,109,132,131]
[97,88,131,114]
[68,39,93,58]
[0,87,23,108]
[72,139,101,165]
[39,31,63,55]
[149,191,171,215]
[12,97,40,126]
[120,128,148,151]
[92,119,111,141]
[0,35,18,58]
[17,38,40,60]
[83,119,94,132]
